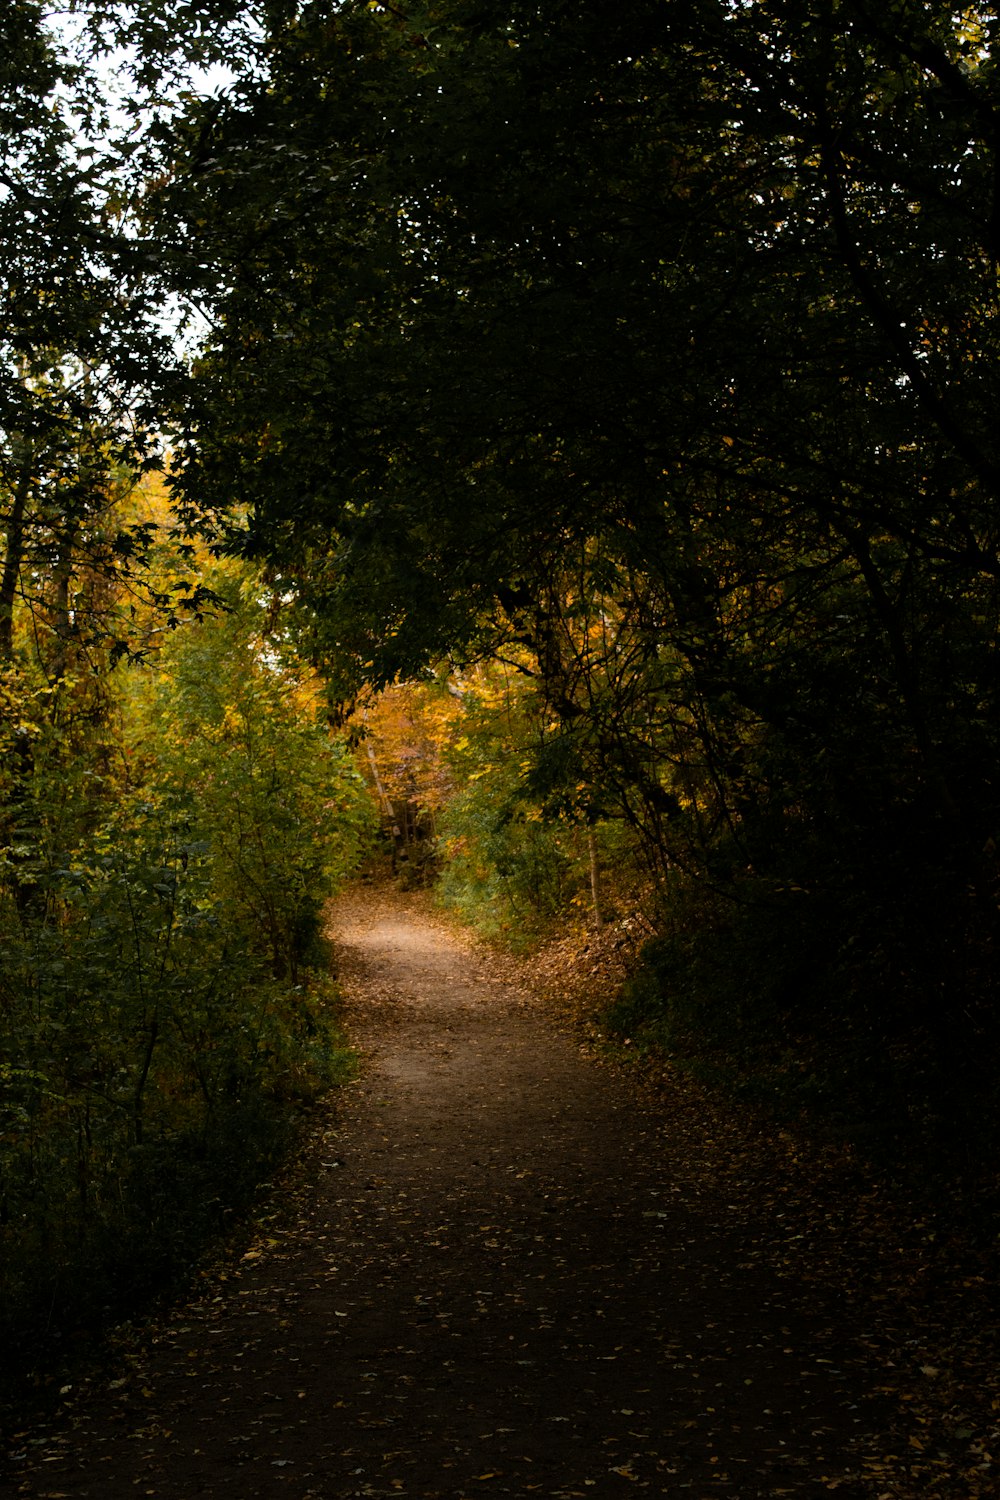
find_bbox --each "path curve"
[1,886,884,1498]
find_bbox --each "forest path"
[2,884,889,1498]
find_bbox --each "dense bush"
[437,777,572,938]
[0,567,374,1392]
[428,668,627,941]
[601,860,1000,1215]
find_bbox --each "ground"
[0,883,996,1498]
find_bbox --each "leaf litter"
[0,882,997,1498]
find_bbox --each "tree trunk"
[588,826,603,931]
[0,466,31,659]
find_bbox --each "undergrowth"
[0,962,354,1420]
[599,870,1000,1235]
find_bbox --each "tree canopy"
[161,0,1000,874]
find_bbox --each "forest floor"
[1,881,997,1499]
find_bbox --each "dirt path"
[2,887,892,1497]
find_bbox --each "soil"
[0,884,984,1498]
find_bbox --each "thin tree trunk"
[588,826,603,931]
[0,466,31,659]
[365,740,397,829]
[47,521,78,680]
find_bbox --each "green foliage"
[127,568,375,980]
[0,561,373,1389]
[0,796,354,1376]
[437,771,572,941]
[433,665,626,941]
